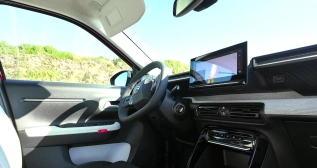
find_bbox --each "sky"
[0,5,118,59]
[125,0,317,63]
[1,0,317,64]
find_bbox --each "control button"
[273,75,284,83]
[219,106,228,112]
[214,133,220,137]
[220,111,227,116]
[225,134,230,138]
[219,133,224,138]
[175,105,185,115]
[219,106,229,117]
[128,101,133,106]
[231,135,236,139]
[122,96,133,107]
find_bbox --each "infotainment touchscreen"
[190,42,247,89]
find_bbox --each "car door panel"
[23,146,76,168]
[3,79,124,147]
[0,79,145,168]
[20,120,143,168]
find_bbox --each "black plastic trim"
[191,103,265,124]
[193,114,303,168]
[253,43,317,68]
[188,126,269,168]
[0,81,17,129]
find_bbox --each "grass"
[25,68,60,81]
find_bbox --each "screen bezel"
[189,42,247,89]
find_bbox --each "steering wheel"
[118,61,169,123]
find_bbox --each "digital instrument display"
[190,42,247,89]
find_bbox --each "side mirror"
[110,70,132,86]
[173,0,204,17]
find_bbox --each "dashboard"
[164,41,317,131]
[174,41,317,120]
[154,42,317,168]
[169,41,317,97]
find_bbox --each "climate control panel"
[206,128,256,151]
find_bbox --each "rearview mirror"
[173,0,204,17]
[173,0,218,17]
[110,70,132,86]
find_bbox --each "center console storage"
[188,127,269,168]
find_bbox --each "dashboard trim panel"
[168,76,189,82]
[253,53,317,68]
[186,91,317,115]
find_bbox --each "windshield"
[125,0,317,74]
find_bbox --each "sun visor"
[100,0,145,37]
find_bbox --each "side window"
[0,6,131,85]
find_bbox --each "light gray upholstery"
[0,106,22,168]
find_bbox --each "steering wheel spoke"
[151,79,157,92]
[121,95,133,108]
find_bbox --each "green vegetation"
[0,41,189,84]
[163,60,189,74]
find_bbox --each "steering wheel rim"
[118,61,169,123]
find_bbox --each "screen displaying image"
[190,52,238,84]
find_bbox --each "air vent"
[197,106,219,116]
[229,105,261,119]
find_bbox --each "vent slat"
[229,105,261,119]
[197,106,219,116]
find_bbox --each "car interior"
[1,0,317,168]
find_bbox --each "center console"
[188,127,269,168]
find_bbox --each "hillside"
[0,41,189,85]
